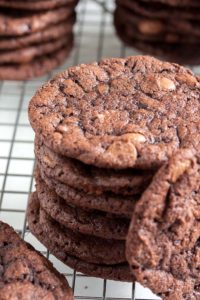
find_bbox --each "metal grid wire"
[0,0,199,299]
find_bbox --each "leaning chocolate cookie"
[126,148,200,300]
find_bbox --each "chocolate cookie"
[0,0,77,10]
[28,192,126,265]
[118,26,200,65]
[126,149,200,299]
[134,41,200,66]
[35,138,153,196]
[115,6,200,43]
[54,254,133,282]
[36,174,129,240]
[29,55,200,169]
[0,36,71,64]
[0,7,73,36]
[38,165,137,218]
[0,20,74,50]
[0,221,73,299]
[141,0,200,7]
[0,45,72,81]
[117,0,200,20]
[28,194,132,282]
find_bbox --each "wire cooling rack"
[0,0,199,299]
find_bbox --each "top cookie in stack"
[114,0,200,65]
[29,55,200,169]
[28,55,200,281]
[0,0,78,81]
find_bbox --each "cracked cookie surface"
[29,55,200,169]
[0,221,73,300]
[126,148,200,300]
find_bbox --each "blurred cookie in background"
[114,0,200,65]
[0,1,78,80]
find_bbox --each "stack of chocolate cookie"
[114,0,200,65]
[0,0,78,80]
[28,55,200,283]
